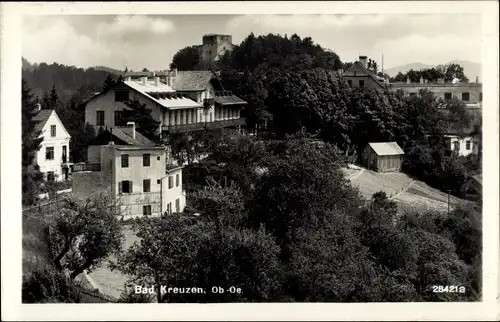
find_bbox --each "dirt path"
[389,180,415,200]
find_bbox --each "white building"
[31,107,72,181]
[72,123,185,219]
[83,69,247,136]
[444,134,476,157]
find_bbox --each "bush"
[22,266,81,303]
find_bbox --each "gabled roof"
[343,61,386,88]
[173,71,215,91]
[369,142,405,156]
[32,109,53,133]
[472,174,482,186]
[90,127,155,147]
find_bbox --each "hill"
[385,60,481,82]
[22,57,116,104]
[342,166,469,213]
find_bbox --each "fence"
[118,192,162,218]
[77,286,118,303]
[72,163,101,173]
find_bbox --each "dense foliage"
[391,63,469,83]
[115,131,482,302]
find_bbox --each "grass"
[344,167,468,212]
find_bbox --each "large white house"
[31,107,72,181]
[72,123,186,219]
[83,69,247,136]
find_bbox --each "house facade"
[31,107,72,181]
[443,134,476,157]
[361,142,405,173]
[460,174,482,201]
[84,69,247,136]
[342,56,387,90]
[72,124,186,219]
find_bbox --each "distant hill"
[91,66,124,76]
[385,60,482,82]
[22,57,115,105]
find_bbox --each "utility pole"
[447,189,451,215]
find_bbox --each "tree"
[22,265,81,303]
[102,74,117,92]
[252,135,360,253]
[191,179,247,228]
[22,79,44,205]
[170,46,201,71]
[22,79,43,166]
[114,214,284,303]
[120,98,161,142]
[49,193,124,279]
[49,85,59,109]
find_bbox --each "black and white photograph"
[1,1,499,321]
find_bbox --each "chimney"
[141,77,148,85]
[127,121,136,139]
[166,75,172,87]
[359,55,368,69]
[155,76,160,87]
[125,76,132,82]
[35,103,42,111]
[476,76,479,83]
[420,76,424,84]
[172,67,178,77]
[406,77,411,84]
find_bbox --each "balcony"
[203,98,214,108]
[71,163,101,173]
[163,118,246,134]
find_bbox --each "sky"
[22,14,482,71]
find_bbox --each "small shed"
[460,174,482,201]
[361,142,405,172]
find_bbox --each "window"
[143,205,152,216]
[157,156,161,161]
[462,92,470,101]
[143,179,151,192]
[96,111,105,126]
[479,92,483,102]
[168,176,173,189]
[115,90,129,102]
[143,153,150,167]
[50,125,56,137]
[466,140,471,150]
[347,80,352,88]
[453,141,460,151]
[359,80,365,88]
[62,145,67,163]
[176,174,180,187]
[45,147,54,160]
[167,203,172,214]
[114,110,126,126]
[157,179,161,184]
[121,154,129,168]
[47,171,55,182]
[119,180,132,194]
[175,198,180,212]
[444,92,452,100]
